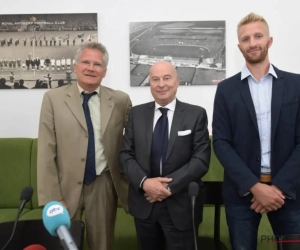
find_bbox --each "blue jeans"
[224,200,300,250]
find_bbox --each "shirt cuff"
[139,176,147,189]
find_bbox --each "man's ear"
[73,63,78,74]
[237,43,242,53]
[103,68,107,78]
[268,36,273,48]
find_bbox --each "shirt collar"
[241,64,277,80]
[155,98,176,112]
[77,83,100,96]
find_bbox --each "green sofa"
[0,138,275,250]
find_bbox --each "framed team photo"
[0,13,98,90]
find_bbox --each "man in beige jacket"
[37,42,132,250]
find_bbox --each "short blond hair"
[237,12,269,33]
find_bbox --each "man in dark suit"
[212,12,300,250]
[119,61,211,250]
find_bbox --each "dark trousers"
[224,200,300,250]
[134,200,195,250]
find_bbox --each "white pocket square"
[178,130,191,136]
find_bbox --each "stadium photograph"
[129,21,226,86]
[0,13,98,90]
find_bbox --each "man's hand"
[271,185,283,193]
[250,198,267,213]
[250,183,285,212]
[59,200,67,209]
[143,177,172,203]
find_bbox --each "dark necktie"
[151,107,169,177]
[82,92,97,185]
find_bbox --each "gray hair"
[74,42,109,67]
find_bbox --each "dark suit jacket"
[119,99,211,230]
[212,66,300,206]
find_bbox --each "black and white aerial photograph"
[129,21,226,86]
[0,13,98,90]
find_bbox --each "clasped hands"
[250,183,285,214]
[143,177,172,203]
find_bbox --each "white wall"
[0,0,299,138]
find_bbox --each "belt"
[260,174,272,183]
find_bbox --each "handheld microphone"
[0,186,33,250]
[42,201,78,250]
[189,182,199,250]
[23,244,46,250]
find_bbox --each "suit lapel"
[100,86,115,136]
[271,70,284,145]
[166,100,184,160]
[65,84,87,132]
[145,102,155,158]
[238,78,259,133]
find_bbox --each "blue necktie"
[82,92,97,185]
[151,107,169,177]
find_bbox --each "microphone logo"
[47,205,64,217]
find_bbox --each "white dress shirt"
[153,98,176,137]
[140,98,177,187]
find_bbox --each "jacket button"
[81,158,85,162]
[78,181,82,185]
[256,157,260,161]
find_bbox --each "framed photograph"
[129,21,226,86]
[0,13,98,89]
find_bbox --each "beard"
[242,45,269,64]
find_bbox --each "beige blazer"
[37,83,132,218]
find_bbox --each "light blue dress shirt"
[241,64,277,174]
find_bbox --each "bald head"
[150,61,177,77]
[149,60,179,106]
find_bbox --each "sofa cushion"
[0,138,33,209]
[202,139,224,182]
[0,208,31,223]
[30,139,40,209]
[19,208,43,220]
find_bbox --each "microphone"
[19,186,34,213]
[0,186,33,250]
[23,244,46,250]
[42,201,78,250]
[189,182,199,250]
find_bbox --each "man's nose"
[249,37,257,47]
[86,63,95,70]
[157,79,165,87]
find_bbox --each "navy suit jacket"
[212,66,300,205]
